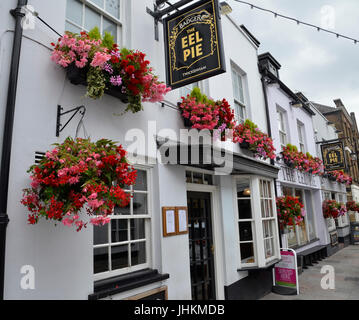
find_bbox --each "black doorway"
[187,191,216,300]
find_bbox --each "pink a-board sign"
[274,248,299,294]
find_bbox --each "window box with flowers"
[322,199,347,220]
[21,137,137,231]
[328,170,353,186]
[280,144,324,175]
[51,27,171,114]
[179,88,276,161]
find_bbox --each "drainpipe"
[0,0,28,300]
[260,68,283,248]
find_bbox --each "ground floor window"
[93,168,151,281]
[236,176,280,268]
[282,186,317,248]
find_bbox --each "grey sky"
[227,0,359,121]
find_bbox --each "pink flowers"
[91,51,111,68]
[21,138,137,232]
[281,144,324,175]
[329,170,352,186]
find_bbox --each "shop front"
[277,165,323,254]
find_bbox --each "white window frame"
[93,166,152,281]
[277,108,287,149]
[297,121,306,153]
[231,67,247,124]
[234,176,280,269]
[65,0,123,44]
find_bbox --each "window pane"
[105,0,120,18]
[111,244,129,270]
[304,190,316,240]
[66,0,83,25]
[282,187,293,197]
[130,219,145,240]
[111,219,127,243]
[238,199,252,219]
[298,222,308,244]
[263,220,273,238]
[114,193,131,215]
[90,0,104,8]
[94,247,109,273]
[65,21,82,33]
[264,238,274,259]
[193,172,203,184]
[239,222,253,241]
[240,243,255,264]
[133,193,148,215]
[94,224,108,245]
[134,170,147,191]
[287,226,298,247]
[103,17,117,40]
[204,174,213,185]
[131,242,146,266]
[237,179,251,198]
[84,6,101,31]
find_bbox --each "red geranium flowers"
[276,196,306,228]
[21,138,136,232]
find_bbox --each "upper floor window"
[93,168,151,281]
[65,0,121,43]
[277,109,287,149]
[231,67,247,124]
[297,121,306,153]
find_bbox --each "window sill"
[88,269,169,300]
[289,238,320,251]
[237,258,281,272]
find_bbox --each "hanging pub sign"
[321,141,346,171]
[163,0,226,89]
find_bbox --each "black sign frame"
[163,0,226,89]
[321,141,346,172]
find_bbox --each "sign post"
[273,248,299,295]
[163,0,226,89]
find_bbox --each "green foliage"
[243,119,258,132]
[88,26,101,40]
[190,87,215,105]
[285,143,299,152]
[86,67,106,99]
[102,31,115,50]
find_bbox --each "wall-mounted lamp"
[290,101,303,108]
[220,1,233,15]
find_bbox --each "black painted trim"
[88,269,169,300]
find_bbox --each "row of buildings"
[0,0,358,300]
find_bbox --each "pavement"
[262,245,359,300]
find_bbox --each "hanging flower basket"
[51,28,171,114]
[322,199,347,219]
[276,196,306,229]
[21,137,137,232]
[66,63,129,103]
